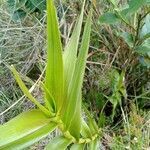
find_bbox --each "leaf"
[45,136,72,150]
[89,139,99,150]
[98,113,105,128]
[99,12,120,24]
[45,0,64,112]
[70,143,85,150]
[119,32,134,47]
[25,0,36,12]
[7,0,27,12]
[63,0,85,105]
[30,0,46,11]
[0,110,57,150]
[63,10,92,139]
[81,119,92,138]
[139,56,150,67]
[136,40,150,56]
[83,105,99,135]
[10,65,50,116]
[12,9,26,21]
[108,0,119,7]
[124,0,146,15]
[140,14,150,38]
[41,82,56,112]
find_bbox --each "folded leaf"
[45,136,72,150]
[63,0,85,98]
[0,110,57,150]
[45,0,64,112]
[63,11,92,139]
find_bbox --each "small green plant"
[0,0,101,149]
[99,0,150,67]
[7,0,46,21]
[108,69,127,119]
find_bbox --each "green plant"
[7,0,46,21]
[0,0,101,149]
[99,0,150,68]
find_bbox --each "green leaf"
[30,0,46,11]
[140,14,150,38]
[124,0,146,15]
[70,143,85,150]
[63,0,85,105]
[10,65,50,116]
[63,10,92,139]
[45,0,64,112]
[136,40,150,56]
[139,56,150,67]
[25,0,36,12]
[108,0,119,7]
[119,32,134,47]
[98,113,105,128]
[41,82,56,112]
[81,119,92,138]
[45,136,72,150]
[99,12,120,24]
[12,9,26,21]
[89,139,99,150]
[83,105,99,135]
[7,0,27,12]
[0,110,57,150]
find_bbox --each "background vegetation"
[0,0,149,149]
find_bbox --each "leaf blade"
[45,0,64,112]
[63,10,92,139]
[0,110,57,149]
[45,136,72,150]
[10,65,50,116]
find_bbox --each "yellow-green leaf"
[0,110,57,150]
[10,65,50,116]
[70,143,85,150]
[63,10,92,139]
[63,0,85,98]
[45,136,72,150]
[45,0,64,112]
[89,138,99,150]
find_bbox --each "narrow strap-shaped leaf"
[45,0,64,112]
[41,82,56,112]
[45,136,72,150]
[89,138,99,150]
[68,93,82,139]
[81,119,92,138]
[70,143,85,150]
[63,0,85,97]
[83,105,99,134]
[63,10,92,139]
[10,65,50,116]
[0,110,57,149]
